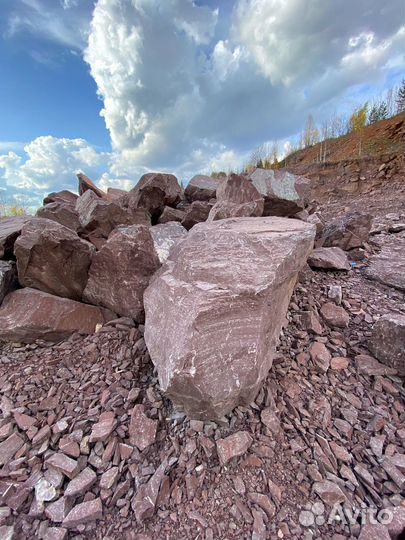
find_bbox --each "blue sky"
[0,0,403,210]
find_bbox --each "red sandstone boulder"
[158,206,186,224]
[318,211,372,250]
[0,216,32,259]
[185,175,221,202]
[150,222,187,264]
[249,168,310,216]
[107,187,127,200]
[75,190,150,239]
[369,313,405,376]
[307,247,351,271]
[144,216,315,419]
[36,202,80,232]
[77,172,107,199]
[181,201,212,230]
[0,288,113,343]
[83,225,160,321]
[14,218,94,300]
[208,174,264,221]
[43,190,78,206]
[124,172,183,220]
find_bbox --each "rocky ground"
[0,212,404,540]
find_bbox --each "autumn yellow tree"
[350,103,368,132]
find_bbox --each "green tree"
[368,100,388,124]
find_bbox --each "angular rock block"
[208,174,264,221]
[319,211,372,250]
[15,218,94,301]
[0,216,32,259]
[36,202,80,232]
[369,313,405,376]
[0,288,114,343]
[249,168,310,216]
[150,222,187,264]
[181,201,211,230]
[307,247,351,271]
[83,225,160,321]
[77,172,107,199]
[75,190,150,239]
[43,190,78,206]
[144,217,315,419]
[185,175,221,202]
[124,172,183,219]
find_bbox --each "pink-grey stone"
[62,497,102,528]
[369,313,405,376]
[144,216,315,419]
[14,218,94,300]
[319,211,372,250]
[83,225,160,321]
[36,202,80,232]
[128,405,158,451]
[208,174,264,221]
[0,216,32,259]
[0,261,17,305]
[64,467,97,498]
[320,302,350,328]
[185,175,221,202]
[150,222,187,264]
[0,288,114,343]
[181,201,212,230]
[249,168,310,216]
[307,247,351,271]
[216,432,253,465]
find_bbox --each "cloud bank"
[1,0,404,208]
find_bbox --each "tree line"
[243,79,405,171]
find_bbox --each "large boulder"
[0,216,32,259]
[75,190,150,239]
[0,261,17,305]
[0,288,114,343]
[36,202,80,232]
[150,222,188,264]
[208,174,264,221]
[77,172,107,199]
[181,201,211,230]
[249,168,310,216]
[43,190,78,206]
[185,175,221,202]
[369,314,405,376]
[307,247,351,271]
[144,216,315,420]
[83,225,160,321]
[319,211,372,250]
[14,218,94,301]
[364,235,405,291]
[124,173,183,220]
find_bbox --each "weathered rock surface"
[0,288,113,342]
[125,173,183,219]
[0,216,32,259]
[43,190,78,206]
[369,313,405,376]
[249,168,310,216]
[158,206,186,224]
[0,261,17,304]
[185,175,221,202]
[307,247,351,271]
[181,201,211,230]
[364,235,405,291]
[83,225,160,321]
[320,302,350,328]
[75,190,150,239]
[36,202,80,232]
[319,211,372,250]
[208,174,264,221]
[14,218,94,300]
[144,216,315,419]
[216,432,253,465]
[150,222,187,264]
[77,172,107,199]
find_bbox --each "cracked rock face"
[144,216,315,420]
[208,174,264,221]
